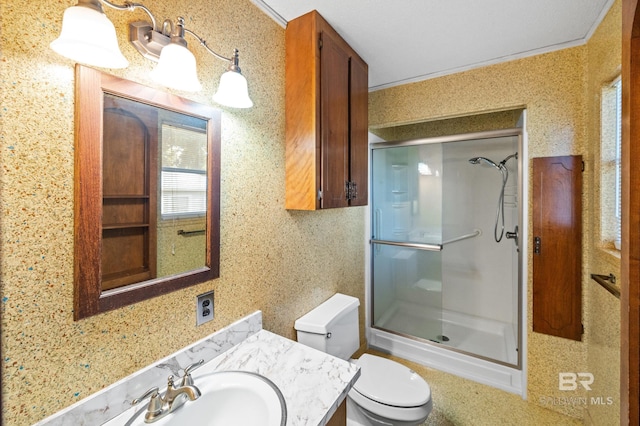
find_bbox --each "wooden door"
[622,0,640,422]
[532,155,583,341]
[348,56,368,207]
[320,29,350,208]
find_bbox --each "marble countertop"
[104,328,360,426]
[202,329,360,425]
[35,312,359,426]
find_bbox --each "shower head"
[468,156,500,169]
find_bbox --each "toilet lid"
[353,354,431,408]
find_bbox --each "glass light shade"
[50,4,128,69]
[150,43,202,92]
[213,70,253,108]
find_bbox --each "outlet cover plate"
[196,291,214,326]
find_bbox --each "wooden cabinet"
[101,95,157,290]
[532,155,583,341]
[326,399,347,426]
[285,10,368,210]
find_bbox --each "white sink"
[113,371,286,426]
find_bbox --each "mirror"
[74,65,221,320]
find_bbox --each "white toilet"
[295,293,432,426]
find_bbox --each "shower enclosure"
[369,128,525,394]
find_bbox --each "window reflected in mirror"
[158,119,208,278]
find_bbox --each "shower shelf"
[371,229,481,252]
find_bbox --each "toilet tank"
[294,293,360,360]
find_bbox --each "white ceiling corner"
[251,0,616,91]
[250,0,287,28]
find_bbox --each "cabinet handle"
[345,181,358,200]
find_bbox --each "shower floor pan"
[375,301,517,365]
[371,300,524,395]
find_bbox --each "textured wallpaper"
[0,1,365,424]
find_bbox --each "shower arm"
[500,152,518,167]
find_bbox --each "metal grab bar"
[590,273,620,299]
[374,209,382,255]
[177,229,205,236]
[371,229,481,252]
[370,239,442,252]
[442,229,482,245]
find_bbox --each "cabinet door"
[102,97,158,290]
[532,155,582,341]
[326,399,346,426]
[349,56,368,206]
[320,29,350,209]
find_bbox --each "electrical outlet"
[196,291,214,326]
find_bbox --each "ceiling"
[250,0,615,91]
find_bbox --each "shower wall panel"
[441,137,519,324]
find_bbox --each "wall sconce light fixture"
[50,0,253,108]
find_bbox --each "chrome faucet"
[164,374,201,408]
[132,360,203,423]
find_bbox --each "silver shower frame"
[366,126,527,395]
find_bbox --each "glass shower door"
[371,143,445,343]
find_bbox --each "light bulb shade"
[213,70,253,108]
[150,42,202,92]
[50,4,129,69]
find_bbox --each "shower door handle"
[534,236,541,255]
[374,209,382,255]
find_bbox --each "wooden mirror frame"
[73,65,221,320]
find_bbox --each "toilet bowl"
[294,294,432,426]
[347,354,432,426]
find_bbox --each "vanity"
[34,311,359,426]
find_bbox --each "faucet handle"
[167,375,176,389]
[180,359,204,386]
[132,387,162,415]
[183,359,204,375]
